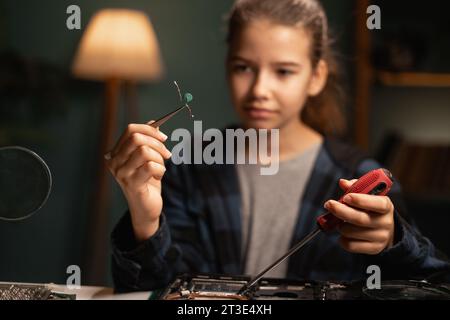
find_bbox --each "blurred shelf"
[377,71,450,87]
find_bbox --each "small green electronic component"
[184,93,193,104]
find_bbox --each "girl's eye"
[276,68,295,77]
[232,64,252,73]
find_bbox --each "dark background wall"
[0,0,448,287]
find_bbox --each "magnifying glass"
[0,146,52,222]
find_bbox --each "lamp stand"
[84,77,120,285]
[125,80,139,123]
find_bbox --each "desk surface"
[49,284,151,300]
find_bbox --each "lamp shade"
[72,9,164,81]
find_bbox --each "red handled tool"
[237,168,394,295]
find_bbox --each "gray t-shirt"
[236,143,321,278]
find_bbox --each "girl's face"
[227,19,327,131]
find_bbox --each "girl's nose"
[250,70,271,100]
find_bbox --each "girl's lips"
[244,107,277,119]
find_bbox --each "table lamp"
[72,8,164,284]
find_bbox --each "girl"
[107,0,449,292]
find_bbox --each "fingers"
[109,123,168,159]
[338,178,357,191]
[114,145,166,182]
[324,200,382,228]
[331,178,396,255]
[109,132,171,170]
[342,194,393,215]
[131,161,166,185]
[338,223,390,243]
[104,122,173,189]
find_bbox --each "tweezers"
[149,104,190,128]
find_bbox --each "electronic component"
[155,274,450,300]
[0,283,76,300]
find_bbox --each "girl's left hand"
[324,178,395,255]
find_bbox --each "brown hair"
[226,0,346,136]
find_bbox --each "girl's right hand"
[106,122,172,242]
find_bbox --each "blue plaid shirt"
[111,137,450,291]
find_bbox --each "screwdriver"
[237,168,394,295]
